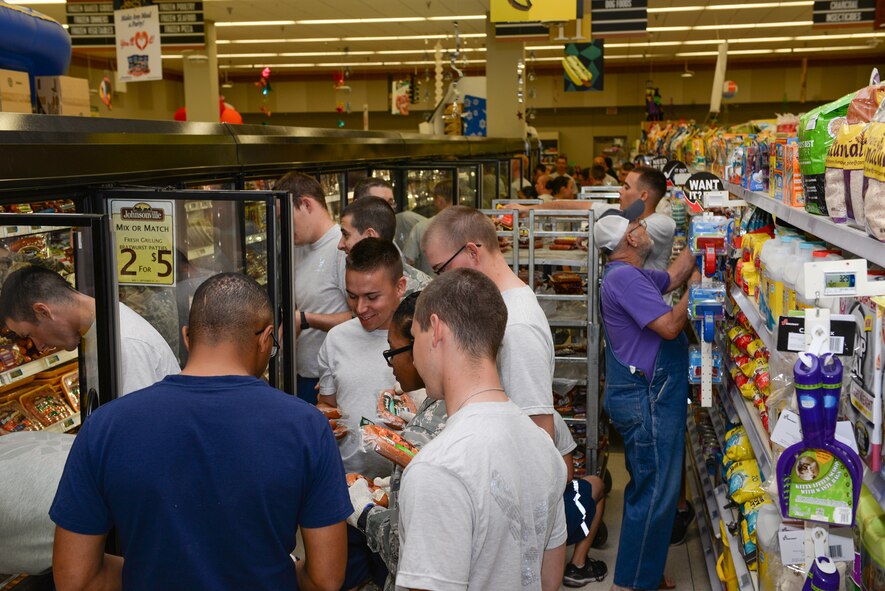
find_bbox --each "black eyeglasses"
[255,327,279,358]
[627,219,647,236]
[382,343,413,366]
[432,243,480,275]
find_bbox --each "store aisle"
[569,448,713,591]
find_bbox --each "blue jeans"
[603,333,688,590]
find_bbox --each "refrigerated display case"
[0,213,119,425]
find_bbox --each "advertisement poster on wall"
[563,41,604,92]
[391,79,411,115]
[115,4,163,82]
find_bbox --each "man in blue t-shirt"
[594,202,699,591]
[50,273,351,591]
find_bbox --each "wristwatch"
[300,310,310,331]
[357,504,373,531]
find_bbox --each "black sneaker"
[670,503,696,546]
[563,557,607,587]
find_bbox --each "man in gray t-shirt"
[397,268,566,591]
[338,195,431,297]
[277,172,352,404]
[618,167,676,272]
[318,238,405,480]
[421,206,555,438]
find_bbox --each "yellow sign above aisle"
[490,0,577,23]
[110,200,176,286]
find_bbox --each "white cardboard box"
[35,76,90,116]
[0,69,32,114]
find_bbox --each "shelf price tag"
[110,200,176,286]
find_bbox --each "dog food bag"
[799,93,855,216]
[825,122,867,223]
[864,107,885,242]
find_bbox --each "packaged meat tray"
[19,384,74,427]
[61,370,80,412]
[0,399,40,434]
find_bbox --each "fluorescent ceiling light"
[216,15,485,27]
[376,47,485,55]
[277,51,374,57]
[791,44,872,52]
[648,1,811,12]
[218,53,279,58]
[217,38,340,45]
[682,36,794,45]
[427,15,487,21]
[216,21,296,27]
[795,32,885,41]
[344,33,485,41]
[647,26,692,32]
[694,21,812,30]
[295,17,426,24]
[676,49,776,56]
[161,55,183,60]
[4,0,65,4]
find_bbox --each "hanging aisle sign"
[67,1,204,47]
[111,200,176,286]
[66,1,115,47]
[812,0,877,27]
[590,0,647,37]
[490,0,578,23]
[115,4,162,82]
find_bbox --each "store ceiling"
[12,0,885,76]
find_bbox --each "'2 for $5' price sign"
[110,200,176,286]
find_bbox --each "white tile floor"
[567,448,714,591]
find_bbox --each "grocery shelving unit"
[715,485,758,591]
[686,411,724,591]
[525,209,601,475]
[725,183,885,269]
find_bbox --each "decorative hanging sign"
[563,41,603,92]
[392,79,411,116]
[115,4,162,82]
[813,0,877,28]
[683,171,725,214]
[590,0,647,37]
[490,0,577,22]
[110,200,176,286]
[663,160,691,188]
[67,0,204,48]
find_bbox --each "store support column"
[182,21,219,123]
[484,15,525,139]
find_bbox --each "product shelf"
[729,287,775,354]
[715,485,758,591]
[0,349,77,387]
[686,411,723,540]
[561,416,587,424]
[686,469,723,591]
[725,183,885,269]
[184,200,213,213]
[723,373,773,482]
[187,245,214,259]
[708,399,730,448]
[0,225,71,239]
[503,248,590,268]
[42,412,81,434]
[862,469,885,509]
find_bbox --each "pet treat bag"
[825,123,867,224]
[864,116,885,242]
[799,93,855,216]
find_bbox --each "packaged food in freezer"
[61,369,80,412]
[19,384,73,427]
[0,399,40,434]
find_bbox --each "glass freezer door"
[92,189,288,392]
[0,212,118,430]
